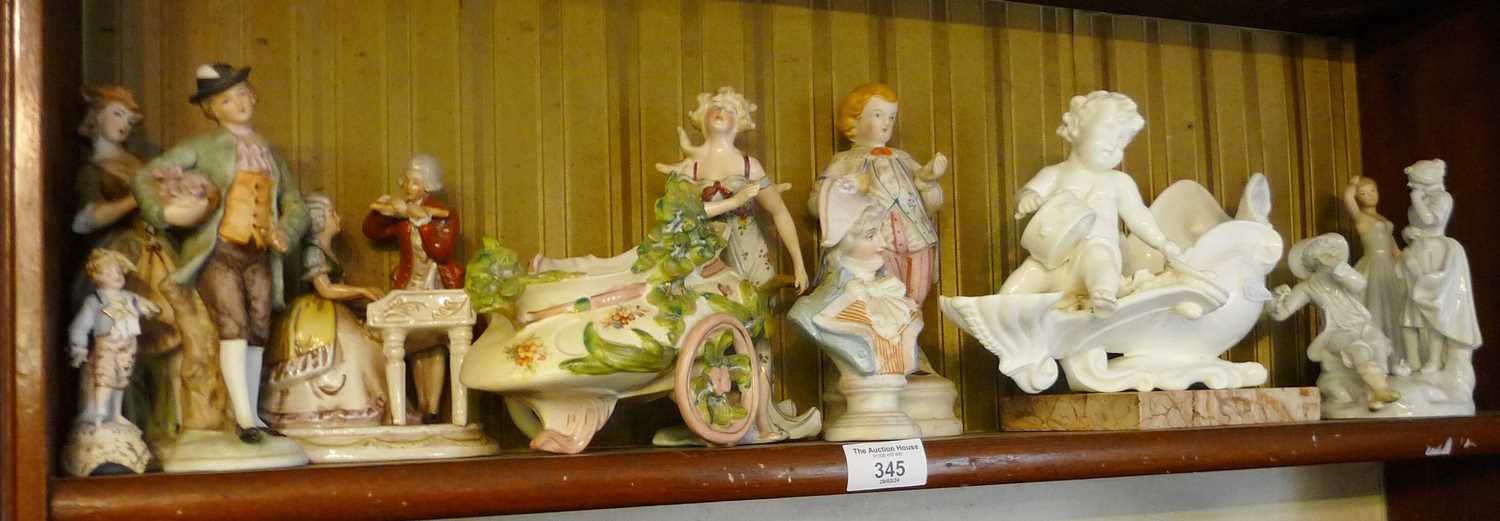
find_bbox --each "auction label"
[841,438,928,491]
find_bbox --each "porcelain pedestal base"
[1001,387,1320,431]
[822,373,963,439]
[154,429,309,472]
[282,423,499,463]
[823,374,921,441]
[62,421,151,476]
[1322,374,1475,419]
[901,374,963,437]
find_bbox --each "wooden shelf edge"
[50,415,1500,521]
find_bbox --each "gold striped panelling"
[82,0,1359,435]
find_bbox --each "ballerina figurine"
[1341,175,1408,372]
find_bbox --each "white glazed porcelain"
[941,91,1280,394]
[1268,233,1402,413]
[1307,159,1482,418]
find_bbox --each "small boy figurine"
[810,83,947,307]
[69,249,161,426]
[1268,233,1401,411]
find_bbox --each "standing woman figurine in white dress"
[1398,159,1481,382]
[657,86,809,293]
[1342,176,1408,372]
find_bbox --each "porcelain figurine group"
[1268,160,1482,418]
[61,61,1482,474]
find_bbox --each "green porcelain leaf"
[560,323,677,376]
[465,237,580,315]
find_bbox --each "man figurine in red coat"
[364,154,463,423]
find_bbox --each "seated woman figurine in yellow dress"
[261,194,388,428]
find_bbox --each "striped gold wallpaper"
[82,0,1359,436]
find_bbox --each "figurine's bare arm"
[750,159,809,292]
[703,182,763,218]
[73,197,139,234]
[1267,283,1310,321]
[1114,173,1175,255]
[311,274,383,302]
[1015,166,1060,218]
[72,166,137,233]
[1341,179,1365,225]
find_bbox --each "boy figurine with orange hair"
[809,83,948,306]
[804,83,961,438]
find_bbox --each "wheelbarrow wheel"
[673,313,760,446]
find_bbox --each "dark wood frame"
[5,0,73,519]
[4,1,1498,520]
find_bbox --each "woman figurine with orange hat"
[71,85,221,453]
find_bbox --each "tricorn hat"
[188,63,251,104]
[1287,233,1348,279]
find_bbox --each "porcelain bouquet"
[461,173,818,454]
[942,91,1284,394]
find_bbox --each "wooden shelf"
[51,415,1500,521]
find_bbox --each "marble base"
[282,423,499,463]
[155,429,310,473]
[1001,387,1320,431]
[62,421,151,477]
[901,374,963,437]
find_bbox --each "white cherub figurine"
[1268,233,1401,411]
[68,248,161,426]
[1001,91,1183,316]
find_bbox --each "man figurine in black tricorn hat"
[133,63,309,464]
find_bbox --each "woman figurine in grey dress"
[1342,176,1408,372]
[261,194,388,428]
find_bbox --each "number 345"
[873,460,906,479]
